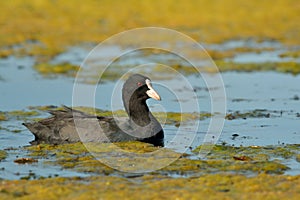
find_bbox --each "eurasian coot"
[23,74,164,146]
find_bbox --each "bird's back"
[23,106,134,144]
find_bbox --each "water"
[0,47,300,179]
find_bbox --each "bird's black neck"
[128,99,151,127]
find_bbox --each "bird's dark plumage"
[23,74,164,146]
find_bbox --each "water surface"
[0,51,299,179]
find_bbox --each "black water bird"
[23,74,164,146]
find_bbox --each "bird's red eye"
[137,82,143,87]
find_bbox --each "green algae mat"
[0,151,6,161]
[1,0,300,79]
[24,142,297,176]
[1,0,299,57]
[1,174,300,199]
[1,142,300,199]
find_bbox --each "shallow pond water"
[0,48,300,179]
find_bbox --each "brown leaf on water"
[233,155,252,161]
[14,158,38,164]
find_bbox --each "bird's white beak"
[145,79,161,101]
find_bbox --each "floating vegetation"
[0,112,7,121]
[224,109,299,120]
[2,110,40,122]
[193,144,300,161]
[27,105,59,112]
[1,0,300,58]
[33,63,79,77]
[7,110,40,118]
[225,109,272,120]
[215,61,300,75]
[279,50,300,58]
[0,174,300,199]
[0,150,7,161]
[32,59,300,81]
[24,142,293,176]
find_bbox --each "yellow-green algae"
[225,109,272,120]
[0,0,299,58]
[0,113,6,121]
[194,144,300,167]
[37,57,300,83]
[25,142,292,176]
[168,61,300,75]
[279,50,300,58]
[0,110,42,133]
[33,63,79,77]
[215,61,300,75]
[0,174,300,199]
[208,47,278,60]
[0,150,7,161]
[1,110,40,122]
[33,59,300,82]
[1,0,300,80]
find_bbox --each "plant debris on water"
[13,158,38,164]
